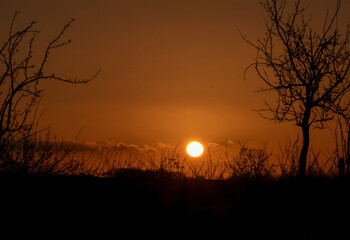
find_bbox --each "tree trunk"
[298,110,311,177]
[346,123,350,175]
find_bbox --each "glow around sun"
[186,141,204,157]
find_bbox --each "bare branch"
[0,12,100,160]
[243,0,350,176]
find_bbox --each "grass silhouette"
[2,159,350,238]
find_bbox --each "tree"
[242,0,350,176]
[0,12,100,172]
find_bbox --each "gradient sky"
[1,0,349,150]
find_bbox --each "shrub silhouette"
[226,143,275,180]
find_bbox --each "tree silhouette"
[242,0,350,177]
[0,12,100,170]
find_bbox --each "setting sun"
[186,141,204,157]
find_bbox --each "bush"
[226,143,275,180]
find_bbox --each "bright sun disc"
[186,141,204,157]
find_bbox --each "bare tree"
[242,0,350,177]
[0,12,100,171]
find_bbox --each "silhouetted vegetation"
[2,159,350,238]
[242,0,350,177]
[2,4,350,239]
[0,12,99,175]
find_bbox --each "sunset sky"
[1,0,349,151]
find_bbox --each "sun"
[186,141,204,157]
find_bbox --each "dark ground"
[1,171,350,239]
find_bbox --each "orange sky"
[1,0,349,151]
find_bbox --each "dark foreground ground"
[2,171,350,239]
